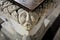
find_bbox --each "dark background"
[42,14,60,40]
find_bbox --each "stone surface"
[2,1,12,8]
[0,0,59,40]
[18,9,39,31]
[7,5,19,13]
[0,31,7,40]
[11,11,18,22]
[15,0,44,10]
[0,0,6,6]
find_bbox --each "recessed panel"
[14,0,44,10]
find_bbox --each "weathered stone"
[3,7,9,13]
[11,11,18,22]
[3,7,10,17]
[0,0,6,5]
[3,1,12,8]
[0,0,59,40]
[18,9,39,31]
[7,5,19,13]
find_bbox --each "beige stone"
[3,1,12,8]
[8,5,19,13]
[11,11,18,22]
[18,9,39,31]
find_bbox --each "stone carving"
[2,1,12,8]
[18,9,39,31]
[7,5,19,13]
[0,0,54,31]
[11,11,18,21]
[0,0,40,31]
[0,0,55,40]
